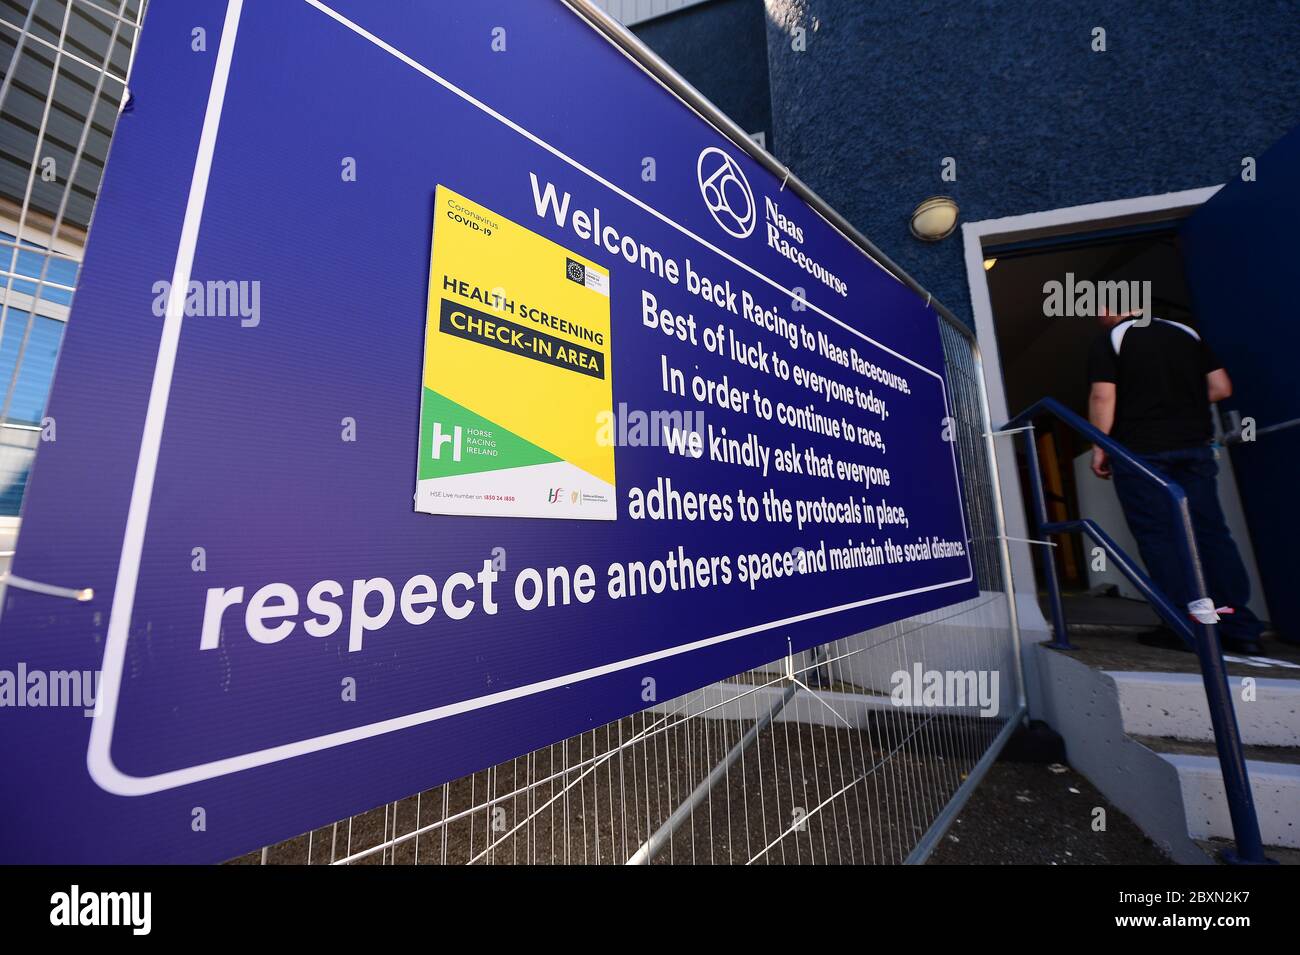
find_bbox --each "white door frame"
[960,186,1221,635]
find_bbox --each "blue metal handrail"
[1002,397,1271,865]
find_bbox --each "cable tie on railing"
[1,574,94,601]
[984,425,1035,437]
[781,637,851,728]
[789,673,853,728]
[779,167,790,192]
[1187,597,1221,625]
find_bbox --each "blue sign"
[0,0,975,862]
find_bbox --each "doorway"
[962,190,1270,623]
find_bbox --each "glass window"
[0,310,65,426]
[0,230,79,305]
[0,229,78,515]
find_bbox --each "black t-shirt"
[1086,319,1223,454]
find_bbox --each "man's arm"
[1207,368,1232,403]
[1088,382,1117,479]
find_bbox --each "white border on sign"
[88,0,973,796]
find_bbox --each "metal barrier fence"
[2,0,1026,865]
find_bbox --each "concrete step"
[1111,671,1300,747]
[1136,736,1300,850]
[1033,642,1300,862]
[1050,630,1300,681]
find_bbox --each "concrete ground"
[927,760,1173,865]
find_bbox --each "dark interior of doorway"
[983,225,1197,593]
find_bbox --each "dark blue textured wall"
[633,0,775,150]
[1180,125,1300,638]
[760,0,1300,324]
[628,1,1300,320]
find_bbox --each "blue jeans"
[1111,445,1264,643]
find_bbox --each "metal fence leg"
[971,345,1028,716]
[1020,429,1071,649]
[626,683,797,865]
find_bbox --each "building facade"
[616,0,1299,640]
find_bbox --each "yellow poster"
[416,186,616,519]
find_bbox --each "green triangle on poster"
[418,387,562,480]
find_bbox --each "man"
[1087,308,1265,654]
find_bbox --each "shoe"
[1263,627,1297,647]
[1220,635,1264,655]
[1136,626,1190,652]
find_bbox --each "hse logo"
[546,488,585,505]
[697,146,755,239]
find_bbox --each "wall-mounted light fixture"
[909,196,959,241]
